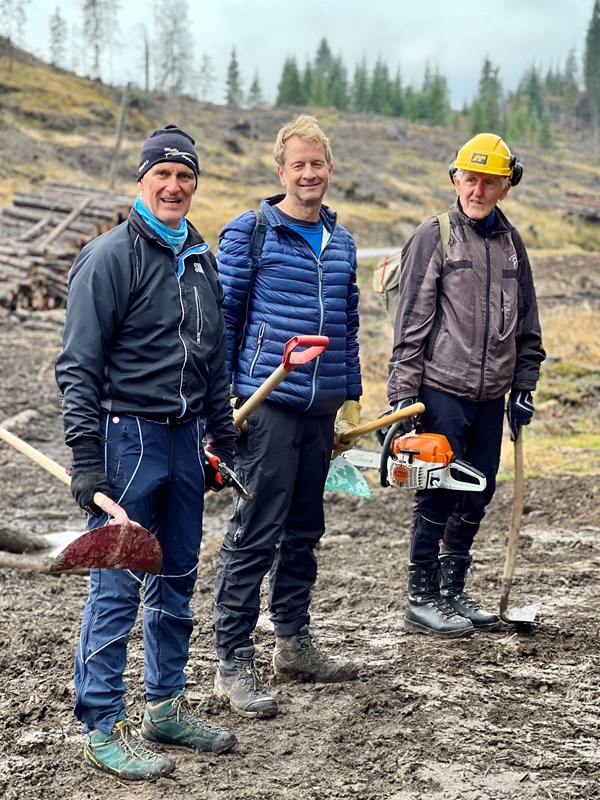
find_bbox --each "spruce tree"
[225,47,243,106]
[370,58,392,115]
[562,49,580,132]
[247,72,264,109]
[276,57,305,106]
[583,0,600,144]
[49,6,67,68]
[469,58,504,135]
[327,56,349,111]
[351,59,370,113]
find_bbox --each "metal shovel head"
[325,456,371,498]
[50,520,163,573]
[500,602,539,625]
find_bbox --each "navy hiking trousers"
[74,413,205,735]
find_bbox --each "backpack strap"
[436,211,451,261]
[250,209,266,270]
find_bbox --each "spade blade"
[50,520,163,573]
[325,456,371,498]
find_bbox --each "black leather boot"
[404,562,474,638]
[439,554,501,630]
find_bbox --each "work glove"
[332,400,361,458]
[69,439,112,517]
[392,397,420,435]
[204,445,233,493]
[375,408,395,446]
[507,389,534,442]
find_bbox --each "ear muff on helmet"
[508,154,523,186]
[448,162,458,184]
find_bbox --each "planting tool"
[325,402,426,497]
[499,431,538,624]
[204,447,253,500]
[0,424,162,574]
[233,335,330,429]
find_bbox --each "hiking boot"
[84,719,175,781]
[214,645,278,719]
[439,554,501,630]
[273,625,358,682]
[404,562,474,638]
[141,691,236,753]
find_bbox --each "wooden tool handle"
[339,402,425,443]
[499,433,524,614]
[0,424,130,524]
[0,424,70,485]
[233,365,288,427]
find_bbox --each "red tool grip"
[282,335,329,372]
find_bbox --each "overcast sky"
[22,0,595,108]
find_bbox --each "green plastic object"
[325,456,371,498]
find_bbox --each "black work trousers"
[409,385,505,564]
[212,401,335,661]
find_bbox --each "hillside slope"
[0,37,599,252]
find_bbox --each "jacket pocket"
[194,287,204,344]
[498,285,517,340]
[248,322,266,378]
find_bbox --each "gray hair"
[455,168,509,188]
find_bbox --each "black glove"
[507,389,534,442]
[375,409,394,446]
[204,447,232,493]
[393,397,420,435]
[69,439,112,517]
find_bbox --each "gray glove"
[393,397,419,435]
[69,439,112,517]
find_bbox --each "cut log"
[0,526,50,553]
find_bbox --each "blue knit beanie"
[137,124,200,183]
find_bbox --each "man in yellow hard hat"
[387,132,546,637]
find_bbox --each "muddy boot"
[439,554,501,630]
[273,625,358,682]
[141,691,236,753]
[214,646,278,719]
[84,718,175,781]
[404,562,474,638]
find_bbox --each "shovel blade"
[50,521,163,573]
[500,603,539,624]
[325,457,371,498]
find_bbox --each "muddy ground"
[0,253,599,800]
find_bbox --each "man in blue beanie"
[55,124,237,781]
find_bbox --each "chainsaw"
[342,424,486,492]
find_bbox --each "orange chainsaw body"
[388,432,486,492]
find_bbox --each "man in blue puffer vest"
[212,114,362,718]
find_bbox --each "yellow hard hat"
[453,133,513,177]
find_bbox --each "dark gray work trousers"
[409,385,505,564]
[212,401,335,661]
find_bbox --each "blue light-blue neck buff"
[134,196,188,254]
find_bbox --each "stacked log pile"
[0,179,135,310]
[563,191,600,223]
